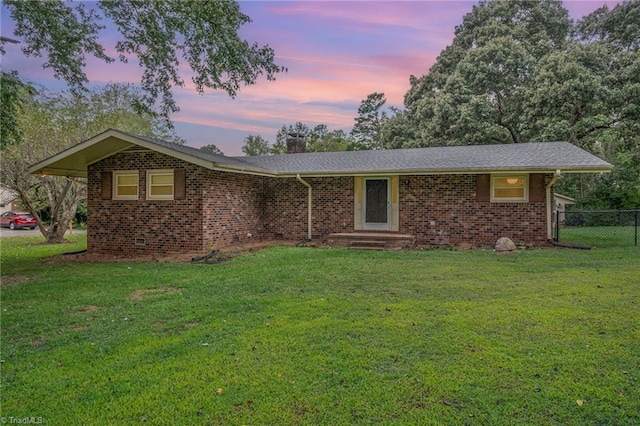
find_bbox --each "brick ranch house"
[30,129,611,255]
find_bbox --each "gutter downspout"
[546,170,561,240]
[296,174,312,241]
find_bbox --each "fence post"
[555,210,560,242]
[635,209,638,247]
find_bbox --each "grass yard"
[1,236,639,425]
[558,226,638,248]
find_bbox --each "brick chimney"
[286,133,306,154]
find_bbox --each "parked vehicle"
[0,211,37,230]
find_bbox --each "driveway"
[0,228,86,238]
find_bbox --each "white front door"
[363,178,390,230]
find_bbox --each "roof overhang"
[28,129,274,178]
[30,129,613,179]
[29,132,133,177]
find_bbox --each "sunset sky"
[1,1,620,155]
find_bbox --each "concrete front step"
[349,240,386,250]
[325,232,416,250]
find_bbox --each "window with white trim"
[147,169,174,200]
[113,171,139,200]
[491,174,528,202]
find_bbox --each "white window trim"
[146,169,174,200]
[491,174,529,203]
[113,170,139,200]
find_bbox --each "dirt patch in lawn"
[128,287,183,302]
[49,251,197,264]
[1,275,33,287]
[30,338,45,347]
[79,305,101,313]
[47,240,303,264]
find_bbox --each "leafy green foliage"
[396,0,571,147]
[385,0,639,208]
[0,83,183,243]
[0,71,34,149]
[350,92,388,150]
[306,127,351,153]
[4,0,285,120]
[243,123,352,156]
[574,0,640,52]
[241,135,271,156]
[273,122,311,154]
[382,107,417,149]
[5,0,113,89]
[584,152,640,209]
[199,144,224,156]
[67,84,184,144]
[276,122,352,153]
[1,240,639,424]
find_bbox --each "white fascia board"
[29,129,274,178]
[99,132,275,177]
[276,166,612,178]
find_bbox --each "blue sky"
[0,1,619,155]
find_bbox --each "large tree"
[0,71,34,149]
[381,107,417,149]
[3,0,285,120]
[0,83,182,243]
[306,125,351,153]
[523,1,640,208]
[241,122,352,156]
[273,122,311,154]
[275,122,352,153]
[395,0,571,147]
[569,0,640,208]
[384,0,638,208]
[350,92,388,150]
[200,144,224,156]
[241,135,271,156]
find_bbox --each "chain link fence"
[555,209,639,248]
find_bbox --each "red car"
[0,211,37,230]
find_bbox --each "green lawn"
[558,226,638,248]
[1,236,638,425]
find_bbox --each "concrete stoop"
[324,232,416,250]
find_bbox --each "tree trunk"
[43,177,81,244]
[12,176,85,244]
[46,226,67,244]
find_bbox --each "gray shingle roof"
[230,142,612,175]
[29,129,613,178]
[120,130,611,175]
[115,130,253,169]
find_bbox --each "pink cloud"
[3,0,620,156]
[267,1,472,31]
[367,53,439,76]
[127,0,631,147]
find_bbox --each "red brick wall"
[201,169,265,248]
[268,174,550,247]
[263,177,354,240]
[88,152,206,254]
[88,151,551,254]
[398,174,550,246]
